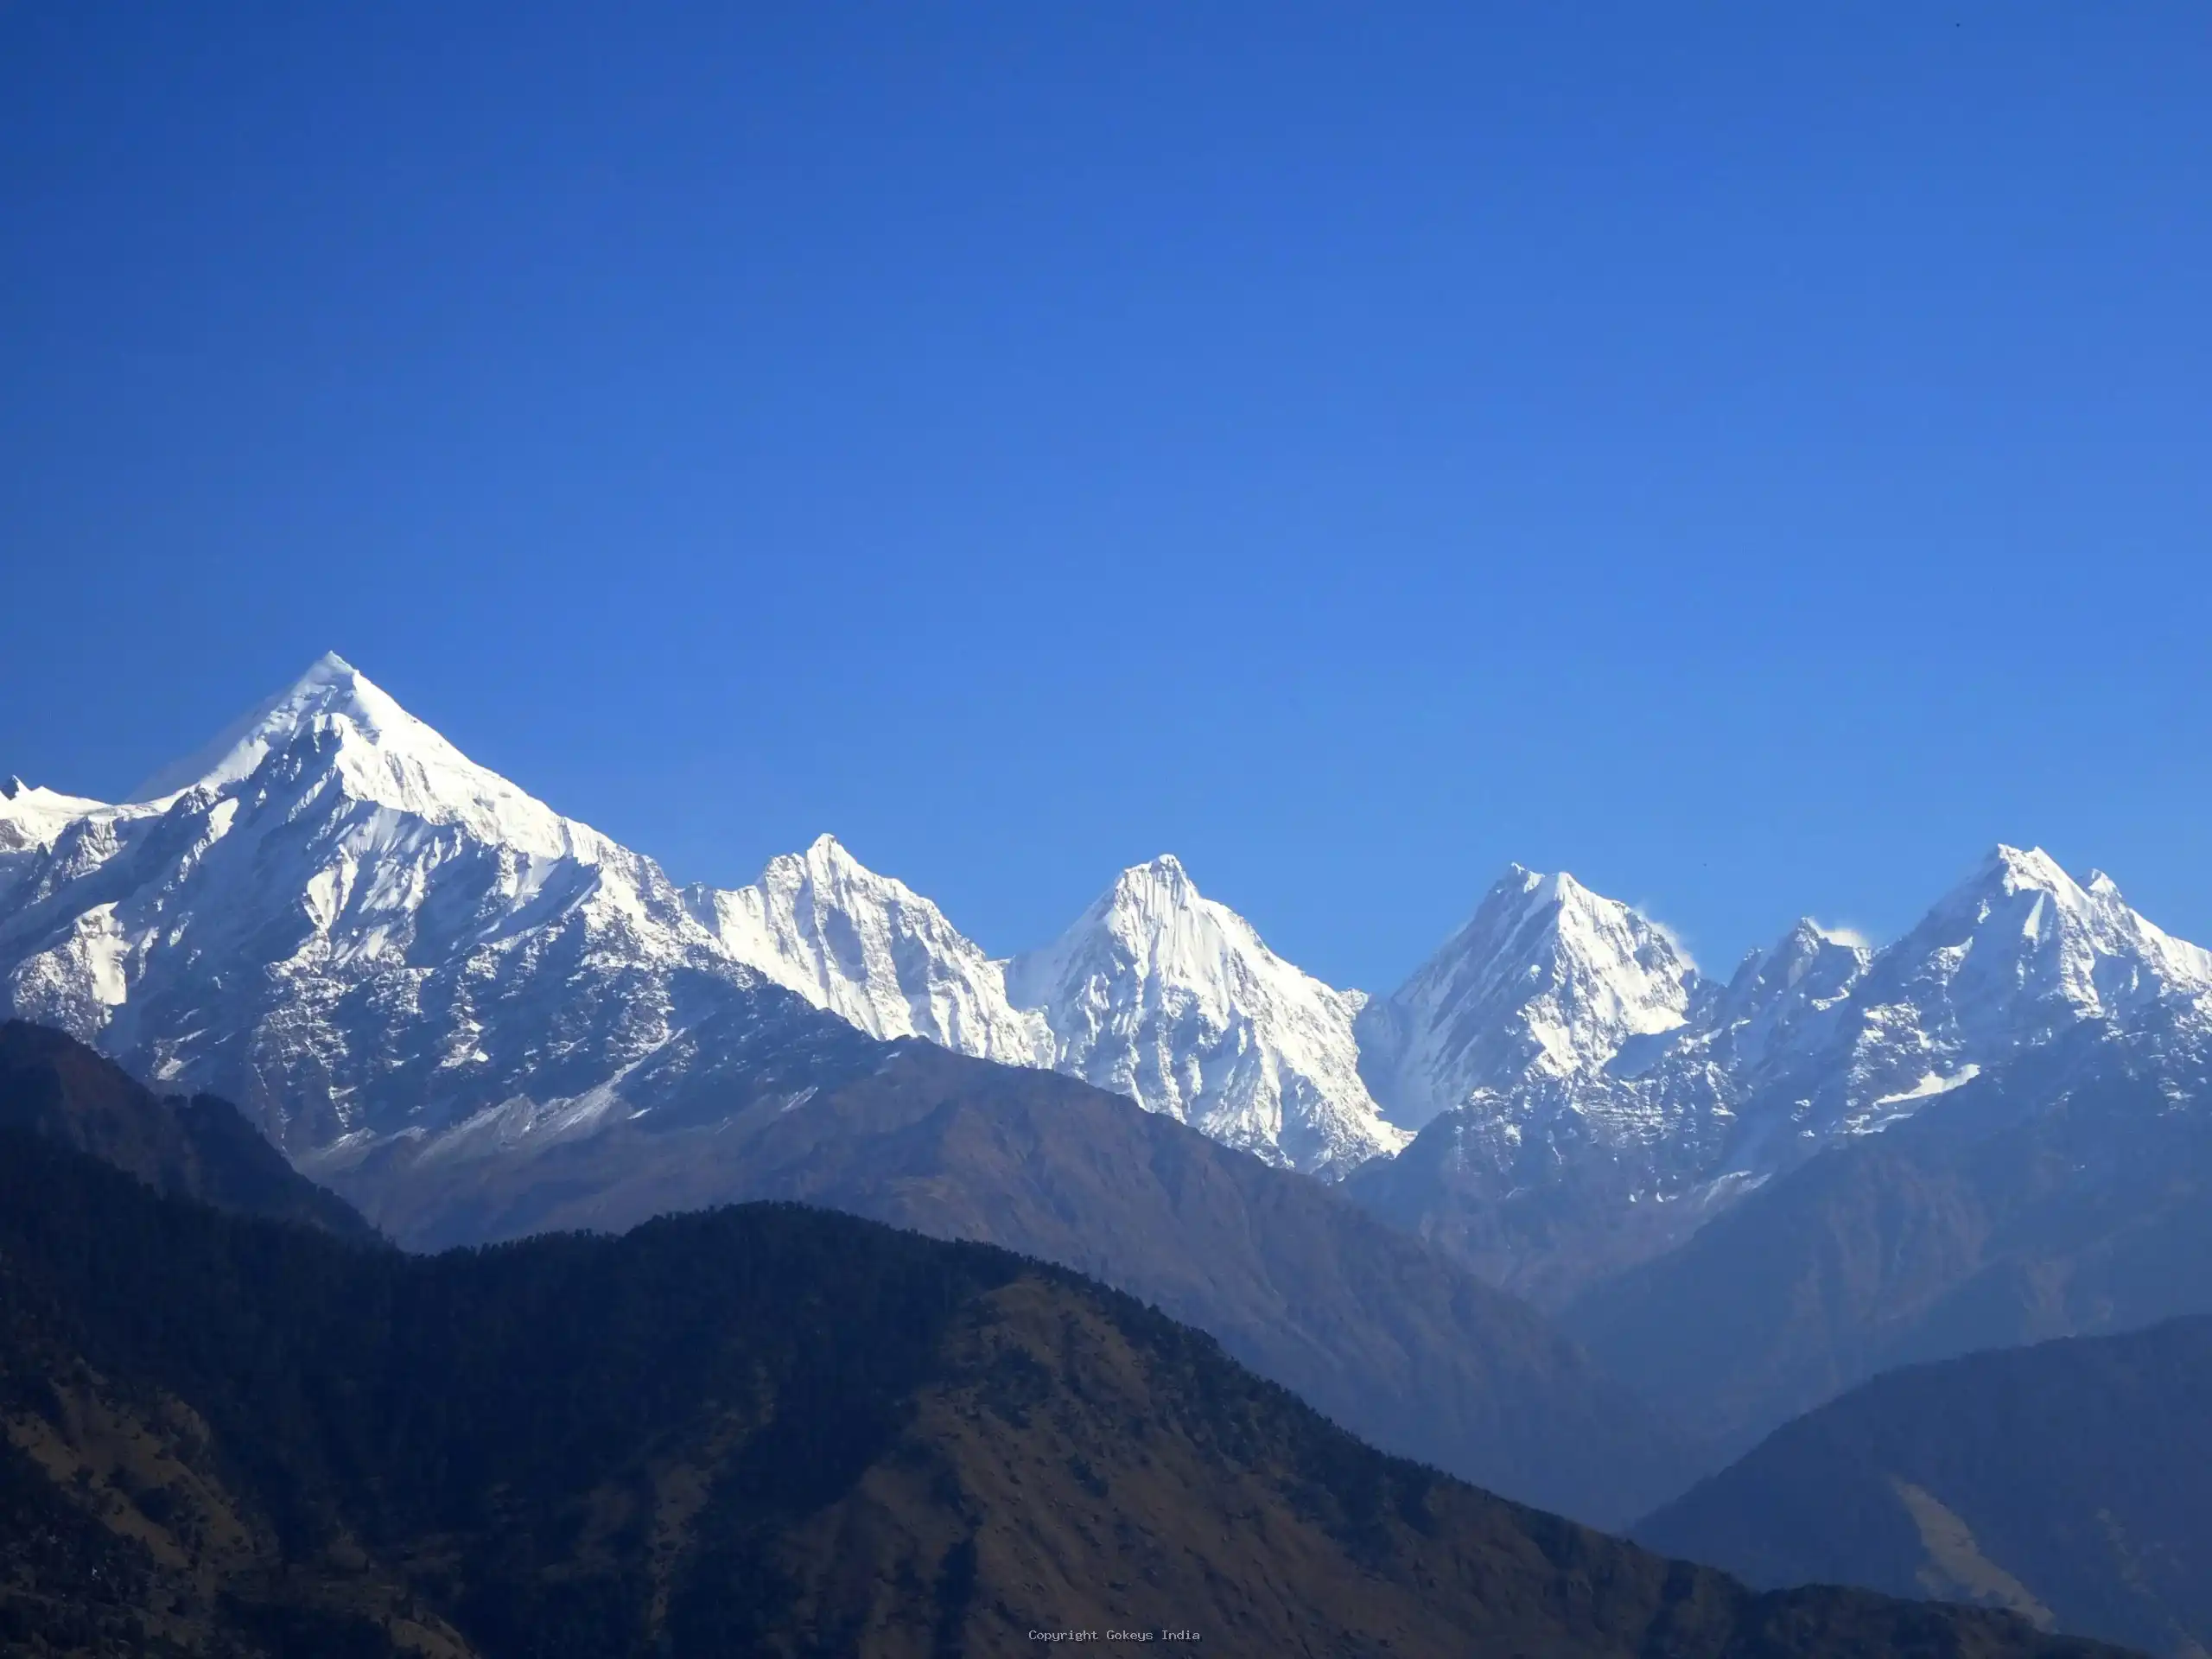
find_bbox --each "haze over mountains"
[5,653,2209,1302]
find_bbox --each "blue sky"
[3,4,2208,987]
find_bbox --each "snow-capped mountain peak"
[131,651,378,800]
[1070,854,1273,1015]
[683,836,1047,1064]
[1827,843,2212,1125]
[1109,851,1198,903]
[1729,917,1870,1004]
[1887,842,2210,1013]
[125,652,601,864]
[6,657,1416,1179]
[1006,856,1406,1176]
[1694,917,1872,1081]
[0,658,746,1147]
[1357,863,1700,1127]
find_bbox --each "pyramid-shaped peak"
[259,650,376,714]
[1482,865,1631,939]
[129,652,412,802]
[790,834,914,893]
[1434,863,1694,984]
[1492,863,1599,906]
[1116,853,1198,894]
[1979,843,2078,891]
[1538,868,1596,906]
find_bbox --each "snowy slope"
[1347,847,2212,1299]
[1006,855,1407,1177]
[1355,865,1701,1131]
[1817,844,2212,1131]
[683,835,1048,1065]
[0,656,1387,1179]
[0,654,861,1151]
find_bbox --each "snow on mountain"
[1346,845,2212,1300]
[1702,918,1872,1079]
[683,835,1048,1065]
[1817,843,2212,1132]
[0,655,1385,1179]
[1363,844,2212,1185]
[686,842,1401,1177]
[128,651,602,858]
[1,776,130,850]
[0,654,859,1152]
[0,778,156,912]
[1355,865,1701,1131]
[1006,855,1407,1178]
[10,652,2209,1245]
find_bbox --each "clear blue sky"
[3,4,2208,987]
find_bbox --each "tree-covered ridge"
[0,1129,2128,1658]
[0,1020,377,1244]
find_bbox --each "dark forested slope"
[335,1037,1697,1526]
[0,1128,2126,1659]
[0,1019,377,1243]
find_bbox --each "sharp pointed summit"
[130,651,377,802]
[0,656,799,1149]
[1007,855,1406,1177]
[685,836,1048,1064]
[1356,863,1700,1129]
[1819,842,2212,1129]
[128,652,608,861]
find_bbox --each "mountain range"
[7,653,2209,1306]
[10,652,2212,1654]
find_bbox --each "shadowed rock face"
[330,1038,1701,1529]
[1637,1316,2212,1659]
[0,1128,2127,1659]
